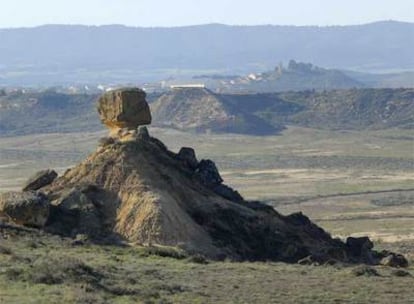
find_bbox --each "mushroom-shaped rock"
[0,191,50,227]
[97,88,152,137]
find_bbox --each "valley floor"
[0,126,413,303]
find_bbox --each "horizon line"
[0,19,412,30]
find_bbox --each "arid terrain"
[0,4,413,302]
[1,125,413,303]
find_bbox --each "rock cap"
[97,88,152,132]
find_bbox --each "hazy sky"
[0,0,413,28]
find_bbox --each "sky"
[0,0,413,28]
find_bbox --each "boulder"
[380,253,408,268]
[177,147,198,169]
[22,169,58,191]
[47,187,104,237]
[195,159,223,186]
[346,236,375,263]
[97,88,152,135]
[346,236,373,256]
[0,191,50,227]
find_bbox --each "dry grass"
[1,229,413,304]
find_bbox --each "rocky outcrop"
[0,191,50,227]
[177,147,198,170]
[346,236,374,263]
[97,88,151,138]
[22,169,58,191]
[137,126,150,141]
[195,160,223,186]
[46,185,111,237]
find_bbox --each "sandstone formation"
[22,169,58,192]
[0,191,50,227]
[97,88,151,138]
[0,88,408,266]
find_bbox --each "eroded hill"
[151,87,282,135]
[0,88,413,136]
[152,88,414,132]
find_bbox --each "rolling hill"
[193,60,364,93]
[0,88,412,136]
[151,88,282,135]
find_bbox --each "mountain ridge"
[1,20,410,30]
[0,21,413,85]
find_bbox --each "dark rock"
[22,169,58,191]
[177,147,198,169]
[0,191,50,227]
[149,136,169,152]
[286,212,312,226]
[278,244,311,263]
[195,159,223,186]
[346,237,374,256]
[137,126,150,140]
[345,236,375,264]
[213,184,244,203]
[46,187,104,237]
[380,253,408,268]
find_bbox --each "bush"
[351,266,380,277]
[142,246,187,260]
[28,256,103,285]
[0,245,12,255]
[186,254,209,264]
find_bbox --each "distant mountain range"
[0,21,413,86]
